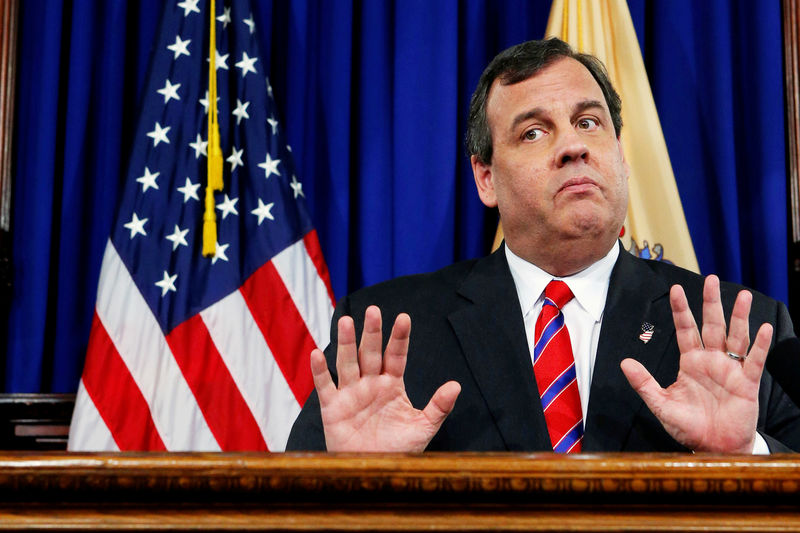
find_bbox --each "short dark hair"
[465,38,622,164]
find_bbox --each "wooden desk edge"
[0,452,799,532]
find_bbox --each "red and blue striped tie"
[533,280,583,453]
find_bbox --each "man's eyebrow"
[573,99,606,115]
[510,108,546,132]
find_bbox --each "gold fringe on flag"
[203,0,224,256]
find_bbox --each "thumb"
[620,358,665,413]
[422,381,461,429]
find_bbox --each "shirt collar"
[505,241,620,322]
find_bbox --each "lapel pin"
[639,322,655,344]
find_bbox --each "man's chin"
[559,218,620,252]
[563,212,607,237]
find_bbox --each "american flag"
[67,0,334,451]
[639,322,655,344]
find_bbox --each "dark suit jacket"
[286,243,800,452]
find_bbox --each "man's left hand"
[620,275,773,453]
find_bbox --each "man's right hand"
[309,305,461,452]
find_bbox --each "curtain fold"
[648,0,787,300]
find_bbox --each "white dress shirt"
[504,242,768,454]
[505,243,618,417]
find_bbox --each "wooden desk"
[0,452,799,531]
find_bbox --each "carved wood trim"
[1,452,799,500]
[3,452,800,500]
[1,453,800,531]
[0,0,16,232]
[786,0,800,242]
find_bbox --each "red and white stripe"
[68,231,334,451]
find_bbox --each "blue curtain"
[644,1,787,302]
[5,0,789,392]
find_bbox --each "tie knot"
[544,280,573,309]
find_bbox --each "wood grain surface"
[0,452,799,531]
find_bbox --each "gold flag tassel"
[203,0,224,256]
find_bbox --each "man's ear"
[471,155,498,208]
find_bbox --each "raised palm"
[621,275,772,453]
[310,306,461,452]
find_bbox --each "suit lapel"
[583,246,675,451]
[447,246,552,451]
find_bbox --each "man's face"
[471,57,629,275]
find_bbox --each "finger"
[383,313,411,378]
[670,284,703,355]
[620,358,666,416]
[743,323,773,383]
[701,275,727,352]
[358,305,384,376]
[335,316,360,387]
[422,381,461,430]
[726,290,752,358]
[310,349,337,405]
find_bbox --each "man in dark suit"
[286,38,800,453]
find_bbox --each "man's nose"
[554,129,588,166]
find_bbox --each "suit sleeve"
[758,300,800,452]
[285,296,352,451]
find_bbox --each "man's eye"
[577,118,599,130]
[523,128,544,141]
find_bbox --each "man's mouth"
[558,177,599,194]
